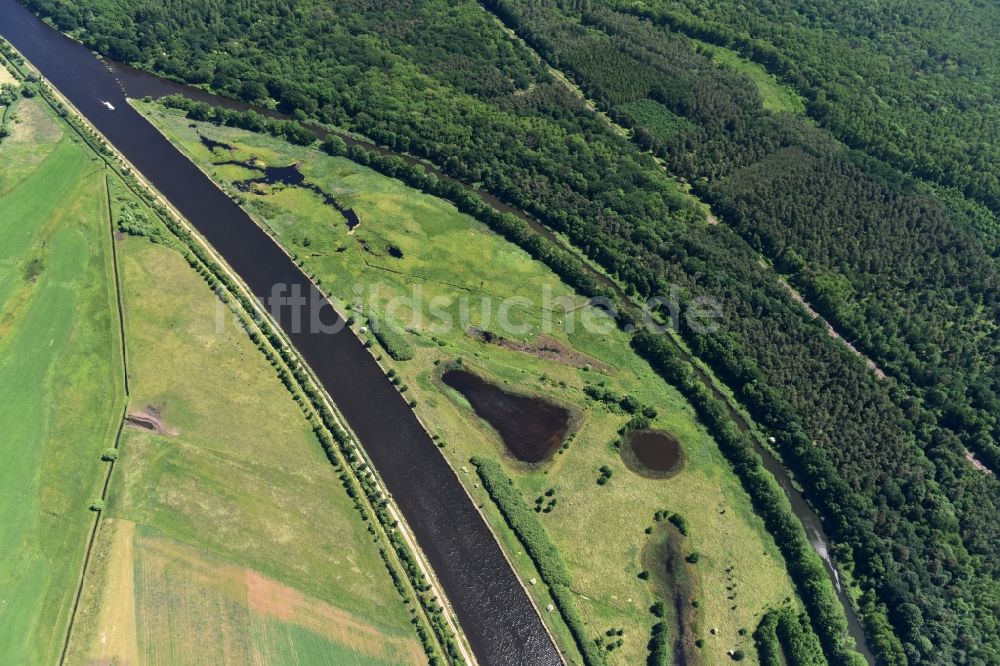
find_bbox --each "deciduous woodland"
[21,0,1000,663]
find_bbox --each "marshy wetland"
[620,429,685,478]
[129,103,805,664]
[205,140,363,231]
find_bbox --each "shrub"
[101,448,119,461]
[647,622,669,666]
[755,608,826,666]
[368,313,414,361]
[668,513,689,536]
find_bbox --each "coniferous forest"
[23,0,1000,663]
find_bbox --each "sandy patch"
[0,66,15,86]
[124,405,178,435]
[136,534,423,664]
[245,569,420,662]
[776,276,888,380]
[90,519,140,665]
[4,96,62,146]
[965,449,994,475]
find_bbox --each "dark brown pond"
[442,369,569,463]
[199,133,233,152]
[623,429,683,477]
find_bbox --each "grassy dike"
[0,39,463,666]
[137,101,806,665]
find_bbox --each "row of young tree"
[755,607,827,666]
[23,0,1000,662]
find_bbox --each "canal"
[0,2,563,664]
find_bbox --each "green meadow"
[0,65,420,664]
[0,96,124,664]
[67,154,423,665]
[140,101,804,665]
[699,42,806,115]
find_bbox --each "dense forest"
[618,0,1000,213]
[22,0,1000,663]
[470,5,1000,663]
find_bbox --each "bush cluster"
[367,313,414,361]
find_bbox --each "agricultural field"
[0,52,422,664]
[138,101,804,665]
[67,180,425,665]
[0,95,125,664]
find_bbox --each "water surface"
[443,369,569,463]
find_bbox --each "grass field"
[67,189,424,664]
[130,526,417,666]
[619,99,695,143]
[0,59,422,663]
[140,101,804,665]
[698,42,806,115]
[0,96,125,664]
[0,64,15,85]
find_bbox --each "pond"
[214,157,362,230]
[442,369,569,463]
[621,429,684,478]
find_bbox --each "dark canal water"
[442,370,569,464]
[0,2,563,664]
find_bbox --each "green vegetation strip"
[368,312,414,361]
[754,607,826,666]
[471,457,605,666]
[0,41,129,664]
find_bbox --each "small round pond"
[621,429,684,478]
